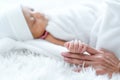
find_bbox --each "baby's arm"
[45,33,66,46]
[64,40,87,53]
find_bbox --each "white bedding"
[89,0,120,58]
[0,38,120,80]
[0,0,120,80]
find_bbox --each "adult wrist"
[118,61,120,73]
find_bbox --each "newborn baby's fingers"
[69,40,75,52]
[64,40,84,53]
[73,40,79,53]
[64,42,69,49]
[78,40,83,53]
[64,41,74,52]
[80,43,87,53]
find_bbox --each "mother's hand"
[62,47,120,76]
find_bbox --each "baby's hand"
[64,40,87,53]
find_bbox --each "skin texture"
[64,40,87,53]
[22,6,48,39]
[62,40,120,77]
[22,6,65,46]
[22,6,120,77]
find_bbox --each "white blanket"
[0,0,120,80]
[0,38,120,80]
[44,4,100,44]
[90,0,120,58]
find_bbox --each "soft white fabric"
[42,4,100,44]
[89,0,120,58]
[0,5,33,41]
[0,38,120,80]
[0,0,120,79]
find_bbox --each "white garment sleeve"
[45,4,98,44]
[95,0,120,58]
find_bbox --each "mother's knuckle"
[97,56,104,61]
[69,53,73,57]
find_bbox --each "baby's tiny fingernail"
[64,42,70,48]
[64,42,67,46]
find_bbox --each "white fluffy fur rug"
[0,0,120,80]
[0,38,120,80]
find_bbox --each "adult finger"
[63,57,96,67]
[63,57,83,65]
[62,52,116,64]
[86,45,101,55]
[95,67,113,76]
[96,69,108,75]
[100,48,113,54]
[100,48,119,66]
[62,52,87,60]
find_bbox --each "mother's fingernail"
[61,52,67,56]
[64,57,70,61]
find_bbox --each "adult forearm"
[118,61,120,73]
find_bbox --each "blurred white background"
[0,0,104,11]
